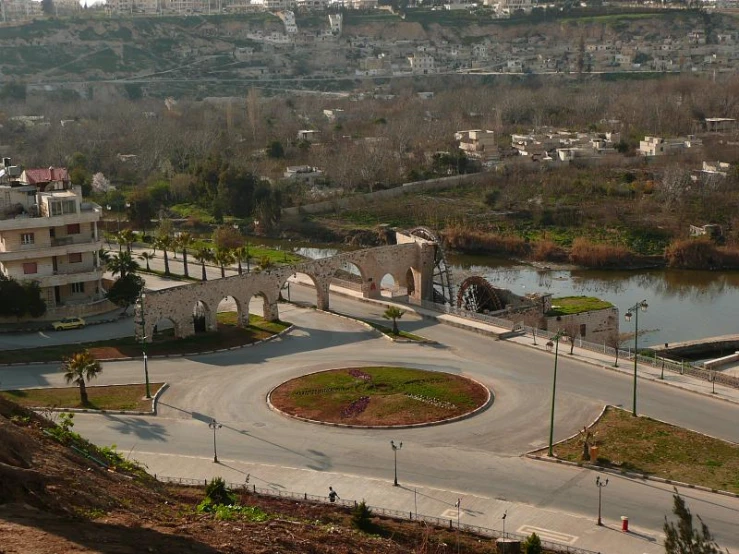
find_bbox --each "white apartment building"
[0,0,42,22]
[0,164,106,320]
[408,54,435,74]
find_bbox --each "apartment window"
[50,200,76,216]
[71,282,85,294]
[23,262,37,274]
[21,233,34,245]
[67,224,80,235]
[69,253,82,263]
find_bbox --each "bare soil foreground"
[269,367,489,426]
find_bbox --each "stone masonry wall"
[137,238,436,340]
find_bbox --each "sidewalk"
[132,451,663,554]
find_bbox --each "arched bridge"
[136,231,438,341]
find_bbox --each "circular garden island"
[268,366,490,427]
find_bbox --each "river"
[257,238,739,348]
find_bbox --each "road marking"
[440,508,462,519]
[517,525,578,544]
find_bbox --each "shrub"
[443,226,530,257]
[524,532,543,554]
[531,239,567,262]
[665,238,718,269]
[204,477,236,506]
[351,500,373,531]
[569,238,631,268]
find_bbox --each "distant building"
[284,165,324,185]
[297,130,321,142]
[705,118,737,133]
[638,135,702,156]
[456,130,497,161]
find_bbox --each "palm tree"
[214,247,234,279]
[177,232,196,278]
[97,248,111,270]
[382,306,405,335]
[108,250,140,279]
[61,350,102,406]
[194,246,213,281]
[154,234,172,276]
[117,229,137,253]
[234,244,251,275]
[138,251,156,271]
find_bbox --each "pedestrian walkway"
[133,451,663,554]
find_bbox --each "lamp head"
[624,311,632,322]
[640,300,648,312]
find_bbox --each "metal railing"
[155,475,601,554]
[417,300,739,391]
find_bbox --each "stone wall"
[544,307,619,346]
[137,236,437,340]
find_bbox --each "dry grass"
[443,226,530,257]
[665,237,739,269]
[543,406,739,493]
[531,239,568,262]
[0,383,164,411]
[568,238,632,268]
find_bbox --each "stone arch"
[279,271,326,309]
[150,316,178,340]
[331,260,366,295]
[406,267,417,297]
[248,290,272,320]
[216,295,244,328]
[380,272,406,298]
[192,299,214,333]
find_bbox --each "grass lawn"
[0,315,290,364]
[361,319,429,342]
[270,367,488,426]
[544,406,739,494]
[0,383,165,411]
[546,296,614,316]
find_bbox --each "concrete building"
[408,54,435,74]
[0,163,106,320]
[638,135,702,156]
[456,130,497,161]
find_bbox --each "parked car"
[52,317,86,331]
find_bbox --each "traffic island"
[268,366,491,427]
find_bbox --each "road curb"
[0,325,294,368]
[525,404,739,500]
[265,368,494,429]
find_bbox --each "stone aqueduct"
[137,232,438,341]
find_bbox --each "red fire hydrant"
[621,516,629,532]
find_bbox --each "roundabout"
[267,366,492,427]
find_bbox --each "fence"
[156,475,601,554]
[418,300,739,391]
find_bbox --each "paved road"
[2,275,739,552]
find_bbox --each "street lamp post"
[595,475,609,526]
[209,419,223,463]
[136,291,151,399]
[624,300,648,417]
[548,331,564,457]
[390,440,402,486]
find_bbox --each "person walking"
[328,486,340,503]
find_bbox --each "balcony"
[0,203,102,231]
[0,237,103,262]
[32,268,104,288]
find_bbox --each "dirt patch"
[270,367,489,426]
